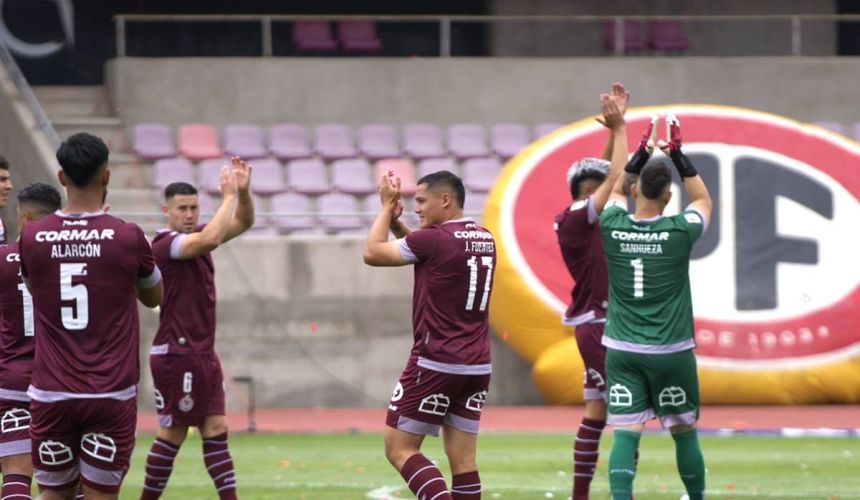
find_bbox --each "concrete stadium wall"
[107,57,860,130]
[137,237,544,410]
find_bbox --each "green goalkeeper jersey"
[599,202,705,353]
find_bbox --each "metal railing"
[0,40,61,150]
[113,13,860,58]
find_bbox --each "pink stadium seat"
[648,21,690,51]
[152,158,194,190]
[224,124,267,159]
[403,124,446,160]
[269,124,312,161]
[447,124,490,161]
[317,193,364,232]
[491,123,530,160]
[462,158,502,193]
[331,158,376,196]
[813,121,846,136]
[132,123,175,160]
[270,192,316,232]
[314,124,357,161]
[337,21,382,51]
[358,124,401,160]
[197,192,265,226]
[287,159,330,196]
[533,122,565,139]
[418,158,459,179]
[603,20,646,52]
[464,191,488,218]
[376,159,417,197]
[248,158,287,195]
[197,158,230,194]
[293,21,337,51]
[178,124,222,161]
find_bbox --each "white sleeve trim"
[169,233,186,260]
[137,266,162,289]
[397,238,418,264]
[586,195,598,224]
[684,208,709,233]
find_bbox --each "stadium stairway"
[34,86,162,232]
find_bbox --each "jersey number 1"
[465,256,494,311]
[17,283,34,337]
[630,258,644,298]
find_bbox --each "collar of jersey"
[441,217,475,225]
[55,209,106,219]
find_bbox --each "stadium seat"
[224,124,267,159]
[813,121,847,136]
[337,21,382,51]
[648,21,690,51]
[270,192,316,232]
[603,20,646,52]
[376,159,417,197]
[131,123,175,161]
[197,158,230,194]
[461,157,502,193]
[331,158,377,196]
[293,21,337,51]
[248,158,287,195]
[417,158,459,179]
[403,124,446,160]
[314,123,357,161]
[196,192,265,225]
[464,191,488,218]
[491,123,530,160]
[178,124,222,161]
[533,122,565,139]
[152,158,194,190]
[358,124,401,160]
[317,193,364,232]
[269,123,312,161]
[447,124,490,160]
[286,158,331,196]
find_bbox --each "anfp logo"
[485,105,860,404]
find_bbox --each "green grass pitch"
[118,432,860,499]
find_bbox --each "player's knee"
[158,425,188,446]
[201,416,229,438]
[669,423,696,434]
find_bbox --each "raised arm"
[659,115,712,224]
[363,171,408,266]
[596,82,630,162]
[224,156,256,242]
[592,83,629,215]
[175,165,238,259]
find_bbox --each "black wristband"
[669,149,698,178]
[625,146,650,174]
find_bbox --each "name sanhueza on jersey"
[35,229,115,259]
[611,229,669,255]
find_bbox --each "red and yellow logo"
[484,105,860,404]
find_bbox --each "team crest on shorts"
[38,440,74,466]
[658,386,687,407]
[1,408,30,433]
[179,394,195,412]
[609,384,633,407]
[81,433,117,463]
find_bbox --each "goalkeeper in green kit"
[598,114,712,500]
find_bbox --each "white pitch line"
[366,485,403,498]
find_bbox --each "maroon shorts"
[574,322,607,400]
[0,399,31,458]
[29,397,136,494]
[150,352,226,428]
[385,359,490,437]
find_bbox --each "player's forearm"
[593,124,627,214]
[364,209,395,260]
[600,128,613,161]
[683,173,712,210]
[200,195,237,246]
[389,218,411,239]
[233,191,255,231]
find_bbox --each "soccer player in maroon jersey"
[18,132,163,500]
[364,169,495,500]
[140,157,254,500]
[554,84,637,499]
[0,156,14,244]
[0,182,61,498]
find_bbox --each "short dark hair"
[638,161,673,200]
[417,170,466,209]
[0,156,9,170]
[56,133,109,188]
[18,182,61,215]
[571,172,606,199]
[164,182,198,200]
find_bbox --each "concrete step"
[33,86,109,103]
[33,86,116,118]
[104,188,162,233]
[108,155,152,189]
[53,116,128,152]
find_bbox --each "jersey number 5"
[465,256,494,311]
[60,263,89,330]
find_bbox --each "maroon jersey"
[150,227,216,354]
[19,211,160,400]
[397,218,495,373]
[554,196,609,325]
[0,243,35,399]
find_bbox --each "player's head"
[567,158,609,201]
[414,170,466,227]
[163,182,200,233]
[16,182,62,231]
[56,133,110,194]
[0,156,12,209]
[633,159,673,206]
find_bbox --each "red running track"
[137,406,859,433]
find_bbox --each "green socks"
[672,428,706,500]
[608,429,641,500]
